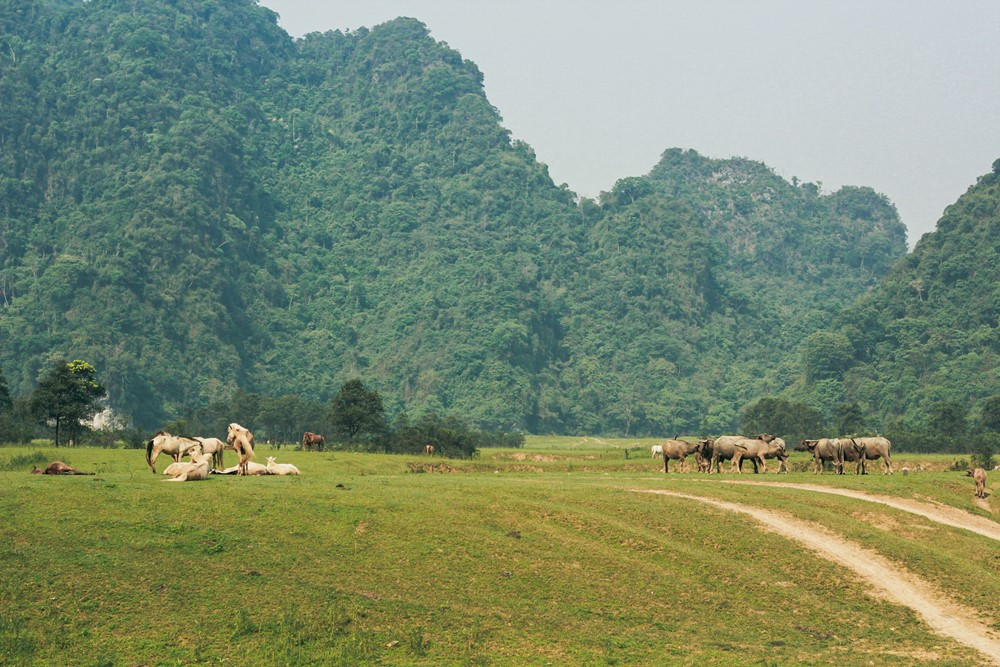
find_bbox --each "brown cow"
[31,461,93,475]
[967,468,987,498]
[425,444,436,456]
[659,439,702,473]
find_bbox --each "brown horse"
[425,444,436,456]
[301,432,325,452]
[226,423,255,476]
[31,461,94,475]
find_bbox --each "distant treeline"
[0,365,521,458]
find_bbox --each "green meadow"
[1,439,996,666]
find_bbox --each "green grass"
[0,442,995,665]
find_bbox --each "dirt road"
[697,480,1000,542]
[638,489,1000,665]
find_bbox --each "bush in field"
[970,434,997,471]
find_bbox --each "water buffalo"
[795,438,844,474]
[851,436,893,474]
[834,438,866,475]
[707,435,768,474]
[967,468,987,498]
[660,439,702,473]
[731,436,788,474]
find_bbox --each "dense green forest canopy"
[790,160,1000,431]
[0,0,923,435]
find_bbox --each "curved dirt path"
[693,480,1000,542]
[638,489,1000,665]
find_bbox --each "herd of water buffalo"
[651,435,894,475]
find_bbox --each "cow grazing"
[650,444,663,458]
[967,468,987,498]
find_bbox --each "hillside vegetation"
[790,161,1000,428]
[0,0,908,433]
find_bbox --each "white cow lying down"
[266,457,301,476]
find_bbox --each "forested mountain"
[796,161,1000,429]
[0,0,908,434]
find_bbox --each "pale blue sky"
[259,0,1000,246]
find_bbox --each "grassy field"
[0,438,996,665]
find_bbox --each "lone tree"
[30,360,105,447]
[329,379,386,443]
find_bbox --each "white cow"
[651,445,663,458]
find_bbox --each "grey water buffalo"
[706,435,770,474]
[795,438,844,474]
[660,439,702,473]
[850,436,893,474]
[967,468,987,498]
[833,438,866,475]
[731,436,788,474]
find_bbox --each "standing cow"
[796,439,845,474]
[851,437,893,474]
[834,438,866,475]
[706,436,765,474]
[967,468,987,498]
[731,436,787,474]
[660,439,702,473]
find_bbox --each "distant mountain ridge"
[0,0,909,433]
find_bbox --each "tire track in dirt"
[637,489,1000,665]
[687,480,1000,542]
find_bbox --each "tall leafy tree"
[30,360,105,447]
[329,379,386,442]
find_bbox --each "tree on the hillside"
[740,397,825,441]
[329,379,386,442]
[980,395,1000,432]
[0,366,11,415]
[929,401,967,437]
[834,402,866,435]
[800,332,854,382]
[30,360,105,447]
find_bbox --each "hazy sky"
[259,0,1000,247]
